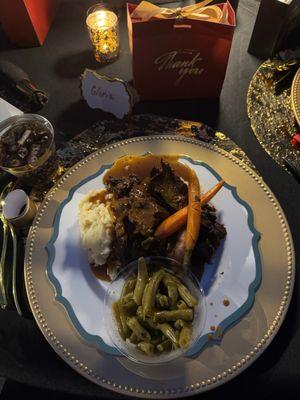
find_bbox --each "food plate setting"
[25,136,295,397]
[46,153,261,358]
[1,0,299,398]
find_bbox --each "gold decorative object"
[291,67,300,127]
[247,59,300,170]
[86,4,119,64]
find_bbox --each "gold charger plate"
[291,67,300,127]
[247,60,299,169]
[24,136,295,398]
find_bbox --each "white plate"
[46,155,261,357]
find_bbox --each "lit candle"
[86,5,119,64]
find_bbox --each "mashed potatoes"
[78,190,115,267]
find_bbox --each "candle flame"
[95,10,108,28]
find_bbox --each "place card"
[81,69,139,119]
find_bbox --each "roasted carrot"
[183,170,201,269]
[155,180,225,239]
[155,207,188,239]
[201,179,225,204]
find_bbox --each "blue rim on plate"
[46,156,262,358]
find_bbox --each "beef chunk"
[191,204,227,266]
[149,161,188,212]
[106,174,140,199]
[127,178,170,236]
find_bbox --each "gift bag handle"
[130,0,229,25]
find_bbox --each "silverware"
[0,181,23,316]
[9,222,22,316]
[0,181,13,310]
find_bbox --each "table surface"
[0,0,299,399]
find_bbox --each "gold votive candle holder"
[86,4,120,64]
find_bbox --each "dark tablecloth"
[0,1,299,399]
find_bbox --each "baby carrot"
[183,169,201,269]
[201,179,225,204]
[155,207,188,239]
[155,180,225,239]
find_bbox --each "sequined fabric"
[247,59,300,170]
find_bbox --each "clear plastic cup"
[0,114,58,185]
[104,256,206,365]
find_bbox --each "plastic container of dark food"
[0,114,58,184]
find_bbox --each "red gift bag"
[127,1,236,100]
[0,0,60,47]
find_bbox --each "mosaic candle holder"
[86,4,119,64]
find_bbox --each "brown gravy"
[91,265,111,282]
[103,154,192,183]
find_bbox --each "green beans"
[126,317,151,342]
[157,339,172,352]
[153,309,193,323]
[156,293,169,308]
[112,257,198,356]
[143,317,159,331]
[142,317,158,332]
[122,299,137,311]
[137,341,154,355]
[121,292,134,305]
[121,278,136,298]
[142,269,165,317]
[157,323,178,346]
[174,319,187,330]
[141,282,150,318]
[117,301,131,338]
[136,305,144,320]
[150,336,164,346]
[166,273,198,308]
[177,284,198,308]
[177,300,188,310]
[128,332,139,344]
[163,274,178,308]
[133,257,148,306]
[179,326,192,348]
[120,292,138,310]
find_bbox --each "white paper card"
[81,69,137,119]
[0,98,23,123]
